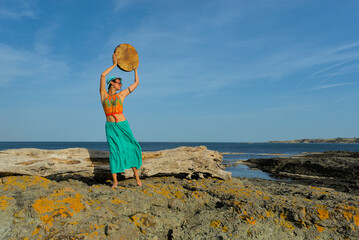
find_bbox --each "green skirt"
[105,120,142,174]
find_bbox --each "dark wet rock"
[243,151,359,194]
[268,137,359,143]
[222,162,240,168]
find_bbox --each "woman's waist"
[106,113,126,122]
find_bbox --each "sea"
[1,142,359,180]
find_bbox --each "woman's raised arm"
[100,54,118,95]
[120,67,139,98]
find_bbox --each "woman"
[100,54,142,188]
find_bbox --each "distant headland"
[267,137,359,144]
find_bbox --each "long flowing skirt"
[105,120,142,174]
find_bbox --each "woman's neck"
[108,88,117,95]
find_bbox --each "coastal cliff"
[268,137,359,144]
[1,148,359,239]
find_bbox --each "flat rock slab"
[0,146,231,180]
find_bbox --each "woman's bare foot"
[132,167,142,187]
[111,173,118,189]
[111,181,118,189]
[136,179,142,187]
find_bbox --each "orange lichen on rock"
[111,197,127,204]
[144,183,187,200]
[130,213,156,234]
[33,191,84,215]
[343,211,353,221]
[242,216,256,225]
[174,190,184,199]
[316,205,329,220]
[190,190,207,199]
[89,224,105,231]
[32,188,85,230]
[258,214,265,220]
[336,204,359,226]
[77,229,102,239]
[210,220,221,228]
[31,226,41,236]
[280,212,295,230]
[130,215,141,227]
[1,176,50,191]
[354,214,359,226]
[145,184,172,199]
[141,188,154,197]
[315,224,324,233]
[0,195,14,210]
[85,199,101,206]
[195,179,210,189]
[340,205,359,212]
[265,210,274,218]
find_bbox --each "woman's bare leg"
[132,167,142,186]
[111,173,118,189]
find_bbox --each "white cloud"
[318,63,359,78]
[0,0,38,19]
[236,41,359,88]
[111,0,145,12]
[34,22,60,55]
[309,59,355,78]
[0,43,71,87]
[309,82,356,91]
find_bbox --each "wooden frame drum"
[114,43,139,72]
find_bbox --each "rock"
[1,175,359,239]
[133,146,230,180]
[267,137,359,143]
[0,146,231,180]
[243,151,359,194]
[104,222,139,239]
[2,148,359,239]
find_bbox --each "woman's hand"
[112,53,118,66]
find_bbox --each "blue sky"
[1,0,359,142]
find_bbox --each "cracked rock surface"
[1,174,359,239]
[1,149,359,239]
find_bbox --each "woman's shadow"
[46,148,122,186]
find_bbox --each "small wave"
[221,152,287,156]
[259,153,285,156]
[221,152,245,155]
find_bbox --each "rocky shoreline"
[243,151,359,195]
[1,148,359,239]
[267,137,359,144]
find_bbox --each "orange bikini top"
[103,94,123,120]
